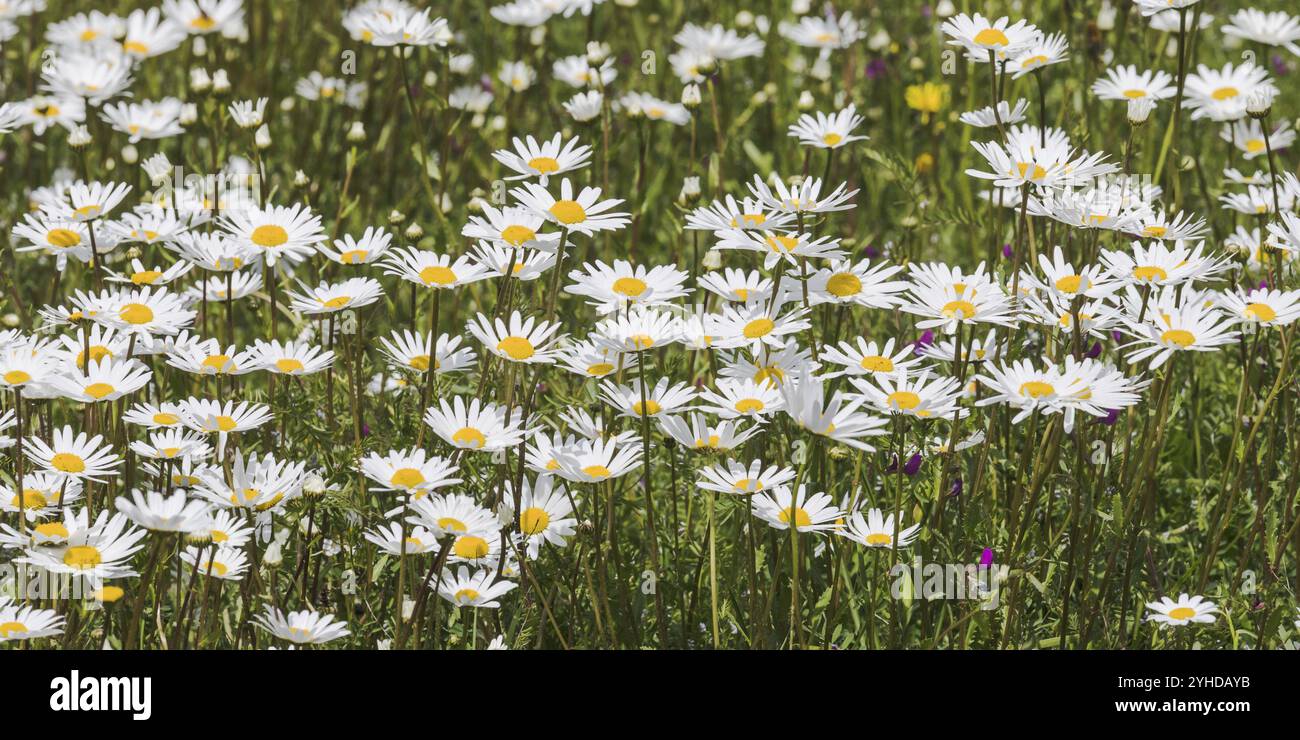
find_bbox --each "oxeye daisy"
[463,204,561,252]
[171,231,255,273]
[506,474,577,556]
[1133,0,1200,18]
[493,133,592,185]
[563,90,604,122]
[747,173,858,214]
[365,522,441,556]
[713,303,810,351]
[1144,593,1218,627]
[11,212,93,269]
[960,99,1031,128]
[499,60,537,92]
[720,341,819,388]
[379,330,475,376]
[974,357,1087,425]
[193,450,306,513]
[250,339,334,376]
[752,485,845,533]
[1126,210,1208,242]
[778,9,865,50]
[165,341,260,377]
[41,51,134,106]
[0,599,65,642]
[715,228,845,270]
[696,459,796,496]
[698,268,774,304]
[102,286,196,336]
[356,6,449,47]
[940,13,1038,62]
[1022,246,1116,300]
[839,508,922,549]
[162,0,245,36]
[359,448,461,497]
[901,275,1015,334]
[566,259,691,315]
[1220,119,1294,161]
[320,226,393,265]
[780,371,887,450]
[122,401,187,430]
[511,178,631,236]
[254,606,351,644]
[620,91,691,125]
[685,194,795,233]
[600,377,697,420]
[25,426,121,482]
[406,493,499,539]
[555,408,639,446]
[804,258,908,308]
[114,489,213,533]
[1008,32,1069,78]
[553,55,617,89]
[591,307,683,355]
[1217,288,1300,328]
[1099,239,1230,288]
[17,94,85,135]
[129,428,212,462]
[819,337,918,380]
[851,370,968,420]
[437,566,517,608]
[697,378,786,420]
[1120,287,1239,369]
[1,473,84,521]
[221,203,326,267]
[659,413,759,452]
[382,247,492,289]
[467,311,564,364]
[470,241,555,281]
[179,545,248,581]
[17,508,146,580]
[178,397,273,438]
[286,276,385,315]
[424,396,529,452]
[106,258,193,288]
[0,343,58,391]
[788,104,867,149]
[551,437,643,484]
[1183,62,1277,122]
[1222,9,1300,54]
[557,338,634,380]
[99,97,185,142]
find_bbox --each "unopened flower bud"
[681,83,701,107]
[347,121,366,142]
[254,124,271,149]
[1126,98,1155,126]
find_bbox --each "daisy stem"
[1152,8,1190,188]
[635,349,670,646]
[707,488,719,648]
[395,491,410,649]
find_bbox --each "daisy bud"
[254,124,271,149]
[585,41,610,64]
[735,10,754,27]
[293,169,309,186]
[701,249,722,270]
[193,36,207,56]
[121,144,138,165]
[678,176,701,204]
[935,0,957,17]
[796,90,816,111]
[211,69,231,94]
[347,121,366,142]
[791,0,811,14]
[68,125,91,149]
[279,97,295,112]
[681,83,702,107]
[489,115,506,132]
[1126,98,1155,126]
[126,246,141,260]
[302,473,326,498]
[812,56,832,80]
[180,103,198,125]
[529,26,546,46]
[388,209,406,225]
[190,67,211,92]
[94,586,125,604]
[405,222,424,240]
[868,30,891,52]
[1246,90,1274,119]
[1,313,18,328]
[142,152,171,185]
[695,55,717,75]
[263,539,283,567]
[186,529,213,546]
[1097,0,1117,30]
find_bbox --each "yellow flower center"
[941,299,977,319]
[612,277,648,297]
[131,270,164,285]
[1211,86,1239,101]
[437,517,467,533]
[47,228,81,248]
[454,588,480,603]
[3,370,32,385]
[778,507,812,528]
[452,427,487,448]
[825,272,862,297]
[35,522,69,539]
[549,200,587,225]
[63,545,103,569]
[0,621,28,638]
[119,303,154,325]
[582,464,612,479]
[1018,381,1055,398]
[734,398,765,414]
[1245,139,1266,154]
[1132,265,1168,282]
[586,362,614,376]
[12,489,47,510]
[1055,275,1083,293]
[276,358,305,373]
[339,249,368,264]
[822,133,842,146]
[250,224,289,248]
[497,336,536,360]
[500,225,535,246]
[320,296,352,309]
[973,28,1010,47]
[859,355,894,372]
[390,468,426,488]
[1160,329,1195,347]
[1168,607,1196,620]
[84,382,116,399]
[123,40,149,55]
[765,235,798,253]
[1244,303,1277,322]
[408,355,432,372]
[528,156,560,173]
[887,391,922,410]
[51,452,86,473]
[419,266,456,286]
[743,318,775,338]
[520,507,550,535]
[153,412,180,425]
[453,535,489,559]
[1123,89,1147,99]
[215,415,238,432]
[631,399,661,416]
